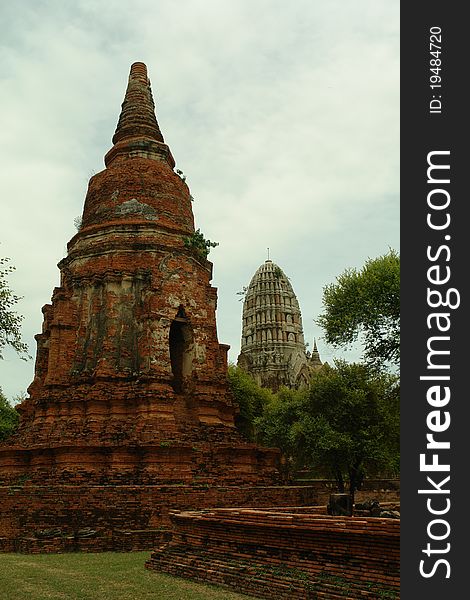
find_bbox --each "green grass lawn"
[0,552,256,600]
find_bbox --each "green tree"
[227,365,274,441]
[0,387,20,441]
[0,256,29,360]
[255,386,307,479]
[296,361,399,502]
[316,249,400,368]
[256,361,399,503]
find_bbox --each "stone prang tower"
[238,259,322,391]
[0,63,278,485]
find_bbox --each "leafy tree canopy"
[256,361,400,501]
[0,256,29,360]
[227,365,274,441]
[0,387,20,441]
[316,249,400,369]
[254,386,308,479]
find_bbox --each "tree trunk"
[349,476,355,506]
[335,468,345,493]
[348,462,363,507]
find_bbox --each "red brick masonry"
[0,484,319,553]
[0,480,399,554]
[146,507,400,600]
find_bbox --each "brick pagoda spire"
[0,63,278,485]
[111,62,165,147]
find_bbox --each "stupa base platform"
[0,484,319,553]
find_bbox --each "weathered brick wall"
[0,480,399,554]
[146,508,400,600]
[0,436,281,486]
[0,484,319,553]
[292,478,400,506]
[355,478,400,504]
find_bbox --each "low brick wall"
[146,508,400,600]
[0,479,399,554]
[0,484,319,553]
[294,478,400,506]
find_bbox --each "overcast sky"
[0,0,399,400]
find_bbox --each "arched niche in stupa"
[169,307,194,393]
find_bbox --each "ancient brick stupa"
[0,62,279,486]
[238,259,322,391]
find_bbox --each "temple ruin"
[0,66,398,584]
[0,62,284,486]
[238,259,322,391]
